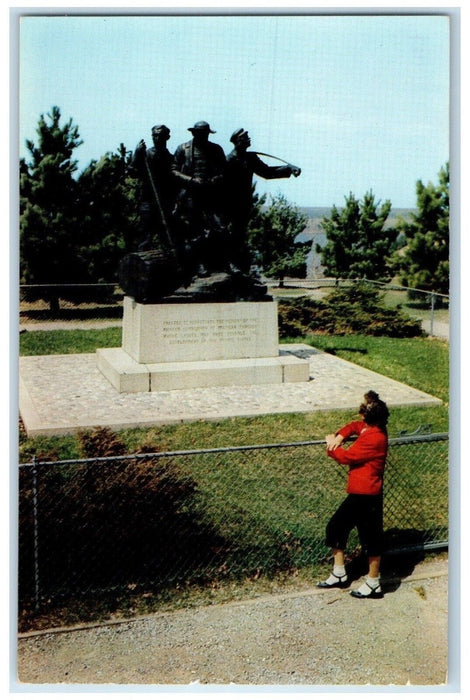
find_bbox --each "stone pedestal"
[97,298,310,393]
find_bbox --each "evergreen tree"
[318,191,395,281]
[77,144,140,282]
[20,107,84,309]
[395,163,449,296]
[248,193,309,286]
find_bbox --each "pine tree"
[77,144,140,283]
[20,107,84,310]
[248,193,309,286]
[318,191,395,281]
[396,163,449,297]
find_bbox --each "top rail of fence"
[269,278,450,300]
[18,432,448,470]
[19,278,450,300]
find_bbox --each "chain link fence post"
[31,455,40,611]
[430,291,436,336]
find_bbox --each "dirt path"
[16,557,448,688]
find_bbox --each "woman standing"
[317,390,390,599]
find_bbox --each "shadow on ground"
[344,528,439,595]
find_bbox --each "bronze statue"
[119,121,301,304]
[171,121,230,277]
[225,128,301,273]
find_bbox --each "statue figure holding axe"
[119,124,183,302]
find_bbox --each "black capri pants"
[325,493,384,557]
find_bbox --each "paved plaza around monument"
[19,343,442,437]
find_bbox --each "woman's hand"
[325,433,344,451]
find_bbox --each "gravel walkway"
[16,557,448,687]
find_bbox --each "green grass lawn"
[382,289,449,324]
[298,334,449,401]
[19,327,122,356]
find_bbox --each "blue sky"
[18,12,450,208]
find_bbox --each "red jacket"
[327,420,388,496]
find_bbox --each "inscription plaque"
[121,298,279,364]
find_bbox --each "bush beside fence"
[18,433,448,613]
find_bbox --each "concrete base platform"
[97,347,310,393]
[18,344,443,437]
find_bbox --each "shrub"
[278,283,424,338]
[18,428,225,605]
[78,426,127,457]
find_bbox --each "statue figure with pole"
[224,128,301,274]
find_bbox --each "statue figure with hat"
[171,121,229,278]
[225,128,301,274]
[118,124,182,303]
[131,124,177,254]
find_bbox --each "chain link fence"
[18,433,448,612]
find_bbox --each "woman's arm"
[327,430,387,466]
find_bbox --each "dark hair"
[359,390,389,428]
